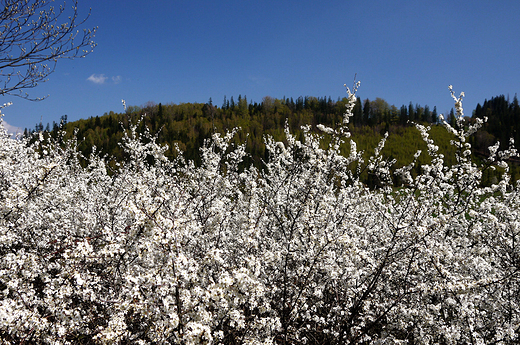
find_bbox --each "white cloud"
[1,120,23,138]
[87,74,108,84]
[112,75,122,84]
[87,74,123,85]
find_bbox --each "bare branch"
[0,0,96,100]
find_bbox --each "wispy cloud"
[87,74,123,85]
[87,74,108,84]
[112,75,122,84]
[1,120,23,139]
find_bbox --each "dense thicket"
[2,85,520,344]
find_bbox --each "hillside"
[33,94,520,186]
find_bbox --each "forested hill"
[473,94,520,152]
[31,93,520,184]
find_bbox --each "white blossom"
[0,85,519,344]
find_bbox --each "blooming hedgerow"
[0,85,519,344]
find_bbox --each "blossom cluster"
[0,85,519,344]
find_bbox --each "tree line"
[26,93,520,186]
[472,94,520,152]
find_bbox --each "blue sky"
[2,0,520,133]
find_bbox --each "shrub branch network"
[1,81,520,344]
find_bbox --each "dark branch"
[0,0,96,100]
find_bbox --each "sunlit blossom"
[0,84,519,343]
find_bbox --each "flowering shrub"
[0,85,519,344]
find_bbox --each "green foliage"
[37,94,519,185]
